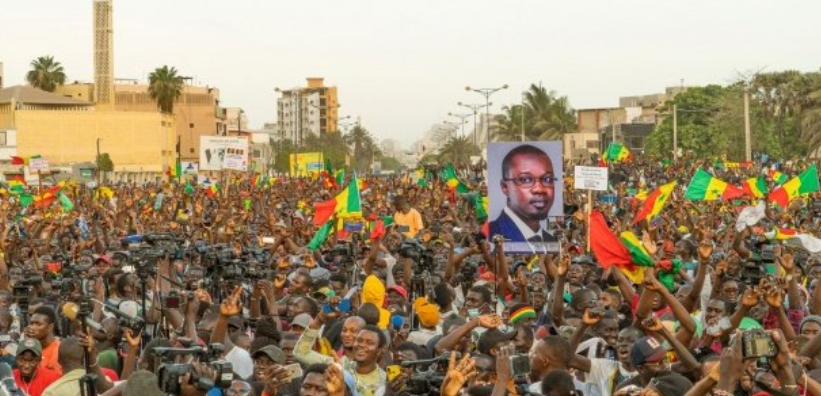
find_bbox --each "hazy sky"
[2,1,820,149]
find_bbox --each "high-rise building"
[276,78,339,146]
[93,0,114,107]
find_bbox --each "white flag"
[784,234,821,254]
[736,201,767,232]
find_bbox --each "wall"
[13,109,175,173]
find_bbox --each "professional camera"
[154,344,233,395]
[742,328,776,360]
[399,353,451,396]
[457,261,477,285]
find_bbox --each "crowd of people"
[1,153,821,396]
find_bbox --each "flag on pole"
[769,170,788,185]
[415,168,428,188]
[684,169,744,201]
[58,191,74,212]
[312,173,362,225]
[444,164,469,193]
[742,177,768,199]
[590,211,645,284]
[768,165,820,208]
[601,143,631,164]
[632,181,676,225]
[307,221,334,251]
[10,156,26,165]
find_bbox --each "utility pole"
[743,87,752,161]
[672,104,678,162]
[96,138,101,186]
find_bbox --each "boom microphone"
[61,302,103,332]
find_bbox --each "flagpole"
[37,170,43,194]
[586,192,592,253]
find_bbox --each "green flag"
[19,193,33,209]
[58,192,74,212]
[308,221,334,251]
[184,180,195,195]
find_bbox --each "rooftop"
[0,85,92,106]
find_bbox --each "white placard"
[574,166,608,191]
[199,136,249,171]
[29,157,50,172]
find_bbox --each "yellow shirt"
[393,209,424,238]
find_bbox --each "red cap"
[387,286,408,300]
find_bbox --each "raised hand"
[326,364,347,396]
[124,328,141,348]
[642,316,664,333]
[219,285,243,317]
[441,351,477,396]
[476,314,502,329]
[557,256,570,277]
[740,287,761,308]
[582,307,603,326]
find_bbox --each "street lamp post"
[457,102,489,150]
[447,112,471,138]
[465,84,508,147]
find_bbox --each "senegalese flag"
[632,181,676,225]
[167,162,182,179]
[324,157,333,174]
[7,175,26,195]
[769,170,788,185]
[97,186,115,200]
[307,221,334,252]
[206,183,220,197]
[444,164,469,193]
[742,177,768,199]
[617,231,654,284]
[768,165,820,208]
[590,211,646,284]
[334,169,345,188]
[684,169,744,201]
[34,186,60,208]
[57,191,74,212]
[602,143,631,164]
[312,173,362,225]
[415,168,428,188]
[10,156,27,165]
[765,228,798,240]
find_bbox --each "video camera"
[399,353,452,396]
[399,239,434,274]
[154,344,233,395]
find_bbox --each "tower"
[93,0,114,106]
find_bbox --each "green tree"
[378,155,403,172]
[437,135,479,166]
[96,153,114,172]
[344,125,379,173]
[495,84,576,142]
[148,66,184,114]
[26,56,66,92]
[304,131,350,170]
[273,139,295,173]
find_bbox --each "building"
[55,82,225,161]
[0,85,176,182]
[565,86,691,161]
[418,123,458,158]
[249,131,273,175]
[93,0,115,107]
[276,77,339,146]
[225,107,249,135]
[0,62,4,89]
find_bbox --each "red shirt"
[14,368,61,396]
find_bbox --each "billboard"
[487,141,563,254]
[289,152,324,176]
[199,136,249,171]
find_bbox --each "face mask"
[467,308,480,319]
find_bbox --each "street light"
[457,102,489,149]
[465,84,508,146]
[448,112,471,138]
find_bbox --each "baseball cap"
[630,336,668,367]
[387,286,408,300]
[291,313,312,330]
[648,371,694,396]
[17,338,42,357]
[312,287,336,300]
[252,345,286,365]
[477,328,517,354]
[94,254,113,265]
[227,316,244,331]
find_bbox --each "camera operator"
[41,335,113,396]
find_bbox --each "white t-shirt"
[225,346,254,379]
[407,328,441,346]
[585,358,637,396]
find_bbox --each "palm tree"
[344,125,378,173]
[800,75,821,156]
[437,135,478,166]
[26,56,67,92]
[494,104,526,141]
[148,66,184,114]
[523,84,577,140]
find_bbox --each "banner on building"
[199,136,249,171]
[289,152,324,176]
[487,141,564,254]
[29,156,50,172]
[181,162,199,175]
